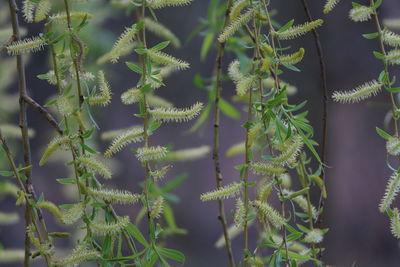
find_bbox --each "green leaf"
[161,173,188,193]
[56,178,76,185]
[44,99,58,107]
[362,32,379,39]
[201,32,214,61]
[373,51,385,59]
[80,142,99,154]
[219,98,240,119]
[140,84,152,94]
[126,62,143,74]
[151,41,170,52]
[376,127,392,140]
[125,223,149,247]
[278,19,294,33]
[372,0,382,9]
[351,2,362,8]
[387,87,400,93]
[0,171,14,177]
[193,74,205,89]
[157,247,185,263]
[163,202,178,229]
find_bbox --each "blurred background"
[1,0,400,266]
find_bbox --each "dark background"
[1,0,400,266]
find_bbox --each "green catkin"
[26,225,41,250]
[349,6,373,22]
[387,137,400,156]
[323,0,340,14]
[144,17,181,48]
[303,229,324,243]
[34,0,52,22]
[161,145,210,161]
[200,182,242,201]
[279,48,305,65]
[385,49,400,65]
[228,60,244,83]
[6,36,47,56]
[332,80,383,104]
[146,50,189,70]
[150,196,164,219]
[253,200,285,228]
[229,0,249,20]
[273,135,303,166]
[234,198,246,228]
[250,162,287,176]
[136,146,168,162]
[101,125,143,140]
[218,7,257,43]
[91,216,130,236]
[36,201,64,224]
[88,187,141,205]
[57,95,74,116]
[97,44,134,64]
[147,0,193,9]
[382,29,400,47]
[104,127,144,157]
[236,75,256,96]
[109,24,139,63]
[149,102,203,122]
[225,141,245,157]
[39,135,72,166]
[283,189,318,219]
[88,71,112,106]
[274,19,324,40]
[61,202,84,224]
[150,165,172,180]
[379,172,400,212]
[48,12,93,24]
[391,208,400,238]
[54,245,100,266]
[121,88,143,105]
[22,0,36,23]
[75,156,112,179]
[256,180,273,202]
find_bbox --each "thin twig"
[212,0,236,266]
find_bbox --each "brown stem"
[7,1,51,266]
[212,0,236,266]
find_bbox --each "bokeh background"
[1,0,400,266]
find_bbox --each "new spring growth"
[39,135,74,166]
[273,135,303,166]
[280,48,305,65]
[48,12,93,24]
[149,102,203,123]
[34,0,52,22]
[218,6,257,43]
[379,172,400,212]
[36,201,63,224]
[332,80,382,104]
[90,216,130,236]
[253,200,286,228]
[147,0,193,9]
[147,50,189,70]
[75,156,112,179]
[303,229,324,244]
[161,146,210,162]
[234,198,246,228]
[323,0,340,14]
[54,245,100,266]
[382,29,400,48]
[150,165,173,180]
[283,189,318,219]
[150,196,164,219]
[229,0,249,20]
[61,202,84,224]
[136,146,168,162]
[88,187,141,205]
[274,19,323,40]
[387,137,400,156]
[250,162,287,176]
[391,208,400,238]
[227,60,256,96]
[385,49,400,65]
[88,71,112,106]
[121,88,143,105]
[200,182,242,201]
[6,36,47,56]
[109,24,139,63]
[104,127,144,157]
[349,5,374,22]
